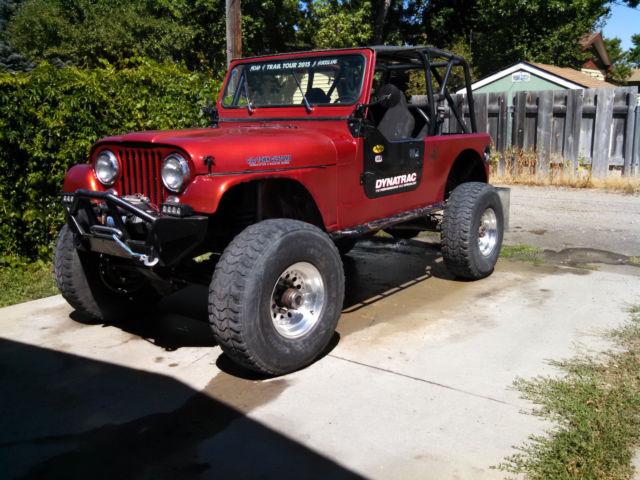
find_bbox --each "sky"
[602,2,640,50]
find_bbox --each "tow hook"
[111,234,159,267]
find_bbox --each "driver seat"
[376,84,415,141]
[306,88,330,104]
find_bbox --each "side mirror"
[201,98,219,128]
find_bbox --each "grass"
[630,257,640,265]
[500,244,545,263]
[497,305,640,479]
[490,150,640,194]
[0,261,59,308]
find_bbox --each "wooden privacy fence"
[438,87,639,177]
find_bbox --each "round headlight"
[161,153,190,192]
[94,149,119,186]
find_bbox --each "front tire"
[441,182,503,280]
[209,219,345,375]
[53,224,159,321]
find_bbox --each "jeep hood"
[95,124,344,175]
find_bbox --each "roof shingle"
[528,62,614,88]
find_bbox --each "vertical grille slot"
[126,150,134,194]
[134,150,142,195]
[157,152,165,203]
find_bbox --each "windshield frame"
[219,53,368,110]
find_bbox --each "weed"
[497,305,640,479]
[0,261,59,308]
[630,257,640,265]
[500,244,545,264]
[500,244,544,258]
[490,149,640,194]
[193,252,214,263]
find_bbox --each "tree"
[372,0,391,45]
[0,0,33,72]
[0,39,33,72]
[0,0,25,31]
[6,0,201,68]
[603,36,632,83]
[472,0,611,75]
[419,0,476,50]
[296,0,372,50]
[629,33,640,67]
[4,0,298,72]
[241,0,299,55]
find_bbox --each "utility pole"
[226,0,242,66]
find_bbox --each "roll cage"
[370,46,477,136]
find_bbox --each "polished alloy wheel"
[477,208,498,256]
[270,262,324,339]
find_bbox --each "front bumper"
[63,189,208,267]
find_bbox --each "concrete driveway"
[1,186,639,479]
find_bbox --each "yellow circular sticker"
[373,144,385,154]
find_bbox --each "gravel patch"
[500,185,640,257]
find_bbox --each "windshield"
[221,54,366,108]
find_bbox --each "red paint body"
[63,47,490,233]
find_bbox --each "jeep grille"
[117,148,166,205]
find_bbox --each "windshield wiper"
[291,71,312,114]
[242,76,254,115]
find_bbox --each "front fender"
[180,167,338,228]
[63,164,106,193]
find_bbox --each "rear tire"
[209,219,344,375]
[441,182,503,280]
[53,224,159,321]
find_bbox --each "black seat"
[376,84,415,141]
[306,88,330,104]
[417,123,429,138]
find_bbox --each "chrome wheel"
[270,262,324,339]
[478,208,498,256]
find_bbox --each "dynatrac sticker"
[249,58,339,72]
[375,173,418,192]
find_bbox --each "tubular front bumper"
[62,189,208,267]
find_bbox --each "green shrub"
[0,59,221,261]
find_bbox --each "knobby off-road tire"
[209,219,345,375]
[441,182,504,280]
[53,224,159,321]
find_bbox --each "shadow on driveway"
[0,338,363,479]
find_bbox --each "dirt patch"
[502,245,640,272]
[501,185,640,257]
[542,248,635,269]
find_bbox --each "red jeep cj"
[55,46,505,375]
